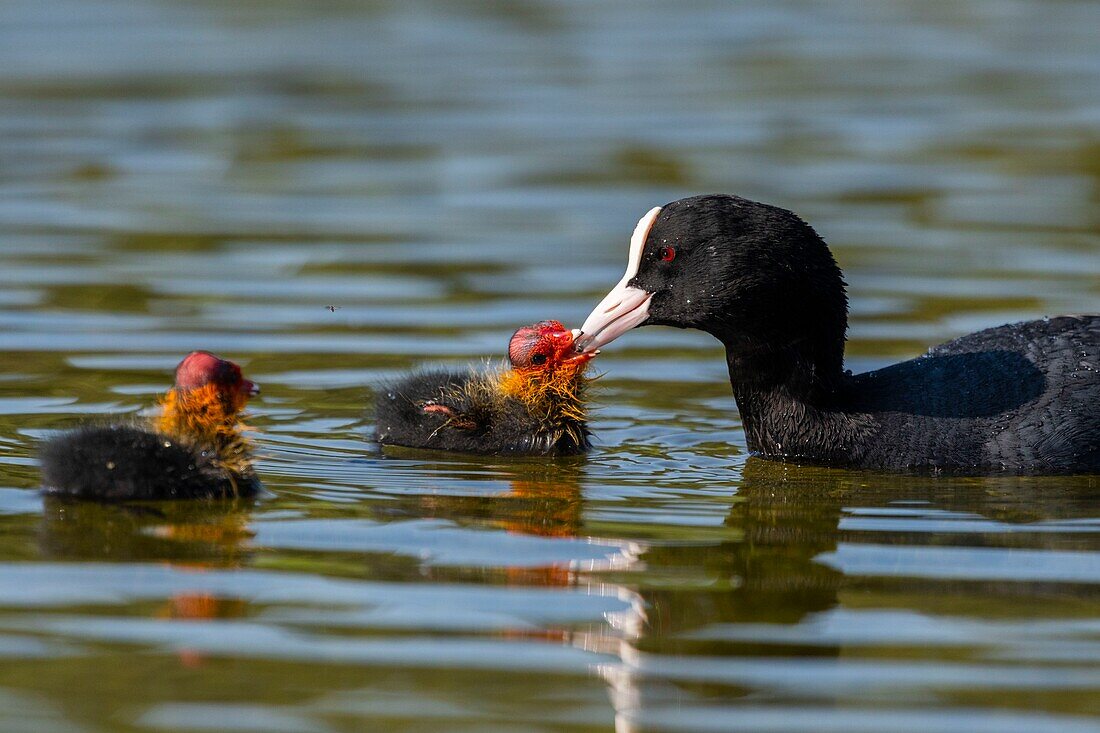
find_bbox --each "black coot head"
[577,194,849,379]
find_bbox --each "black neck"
[722,338,863,465]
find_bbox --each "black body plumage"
[770,315,1100,473]
[375,369,589,456]
[40,424,260,500]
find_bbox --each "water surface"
[0,1,1098,731]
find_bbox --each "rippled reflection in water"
[0,0,1098,731]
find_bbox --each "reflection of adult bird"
[600,463,1100,732]
[578,195,1099,474]
[639,459,845,638]
[598,459,846,733]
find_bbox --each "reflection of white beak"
[576,285,651,352]
[575,205,662,353]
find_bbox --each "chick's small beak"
[558,328,596,366]
[562,350,595,366]
[243,380,260,397]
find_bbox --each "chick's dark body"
[40,425,260,500]
[375,370,589,456]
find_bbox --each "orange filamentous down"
[156,382,254,476]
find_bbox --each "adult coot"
[576,194,1099,474]
[41,351,262,499]
[376,320,595,455]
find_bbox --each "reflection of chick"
[376,321,595,455]
[38,499,255,564]
[40,351,261,500]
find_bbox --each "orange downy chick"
[375,321,596,455]
[40,350,262,500]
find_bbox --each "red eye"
[659,246,676,262]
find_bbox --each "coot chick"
[577,194,1099,474]
[40,351,262,499]
[375,320,595,455]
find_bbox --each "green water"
[0,0,1098,731]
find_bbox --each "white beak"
[575,206,661,352]
[576,284,652,352]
